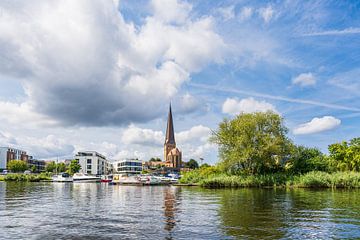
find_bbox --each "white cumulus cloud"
[293,116,341,135]
[121,125,164,146]
[292,72,316,87]
[0,0,225,126]
[222,97,277,115]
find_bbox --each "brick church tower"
[164,104,182,170]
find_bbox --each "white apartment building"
[112,159,143,175]
[74,151,112,175]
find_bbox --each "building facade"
[113,159,142,175]
[0,147,29,170]
[27,156,46,173]
[74,151,112,175]
[164,104,182,171]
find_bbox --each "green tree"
[7,160,28,173]
[30,165,37,173]
[67,160,81,175]
[185,159,199,169]
[200,163,210,168]
[328,137,360,171]
[211,112,293,174]
[45,161,57,173]
[286,146,328,174]
[149,157,162,162]
[56,162,67,173]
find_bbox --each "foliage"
[200,163,210,168]
[7,160,28,173]
[184,159,199,169]
[30,165,37,173]
[4,173,51,182]
[286,146,329,174]
[45,161,57,173]
[142,170,149,174]
[57,162,67,173]
[149,157,162,162]
[196,171,360,188]
[67,160,81,175]
[179,165,220,184]
[211,112,293,174]
[328,138,360,171]
[0,175,4,181]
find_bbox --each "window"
[87,165,92,169]
[87,159,92,164]
[87,170,92,174]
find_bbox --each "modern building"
[113,159,143,175]
[27,156,46,172]
[164,104,182,171]
[74,151,112,175]
[0,147,29,170]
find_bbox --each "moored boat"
[73,173,101,182]
[101,175,113,183]
[52,172,73,182]
[112,174,141,185]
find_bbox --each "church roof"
[168,147,181,156]
[165,103,176,145]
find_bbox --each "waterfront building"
[164,104,182,171]
[113,159,142,175]
[74,151,112,175]
[26,156,46,172]
[0,147,29,170]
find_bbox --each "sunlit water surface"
[1,182,359,239]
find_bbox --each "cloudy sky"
[0,0,359,164]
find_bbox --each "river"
[1,182,359,239]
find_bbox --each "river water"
[0,182,359,239]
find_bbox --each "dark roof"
[165,103,176,145]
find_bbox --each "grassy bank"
[180,169,360,188]
[0,173,51,182]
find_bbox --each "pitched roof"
[165,103,176,145]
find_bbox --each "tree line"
[6,159,81,175]
[210,111,359,175]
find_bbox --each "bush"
[179,166,220,184]
[4,173,51,182]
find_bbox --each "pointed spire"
[165,103,176,145]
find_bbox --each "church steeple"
[165,103,176,145]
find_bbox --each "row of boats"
[51,172,179,185]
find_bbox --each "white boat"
[73,173,101,182]
[52,173,73,182]
[112,174,141,185]
[140,175,162,185]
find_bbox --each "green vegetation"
[181,112,360,189]
[210,112,292,174]
[66,160,81,175]
[149,157,162,162]
[184,159,199,169]
[0,175,4,181]
[3,172,51,182]
[7,160,28,173]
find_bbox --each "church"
[164,104,182,171]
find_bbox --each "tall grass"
[181,170,360,189]
[4,173,51,182]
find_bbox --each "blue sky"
[0,0,359,164]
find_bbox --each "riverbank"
[0,173,51,182]
[180,170,360,188]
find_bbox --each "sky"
[0,0,359,164]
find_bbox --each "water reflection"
[1,182,360,240]
[163,186,180,237]
[215,188,360,239]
